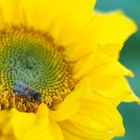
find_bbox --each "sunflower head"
[0,0,139,140]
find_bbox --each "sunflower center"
[0,25,74,112]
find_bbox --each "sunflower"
[0,0,139,140]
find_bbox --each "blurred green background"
[95,0,140,140]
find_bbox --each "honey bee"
[11,80,41,102]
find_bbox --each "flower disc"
[0,25,74,112]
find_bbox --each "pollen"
[0,24,74,112]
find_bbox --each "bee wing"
[12,81,27,94]
[11,85,23,95]
[15,80,25,87]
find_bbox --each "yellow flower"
[0,0,139,140]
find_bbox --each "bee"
[11,80,41,102]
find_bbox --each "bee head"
[33,92,41,102]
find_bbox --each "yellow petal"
[0,104,63,140]
[73,51,139,105]
[21,0,60,30]
[87,53,139,105]
[50,79,89,121]
[69,10,137,61]
[93,11,137,45]
[51,0,96,45]
[0,110,15,140]
[0,0,25,24]
[123,92,140,103]
[97,44,122,60]
[21,0,97,62]
[74,51,133,80]
[64,18,98,62]
[59,92,124,140]
[93,11,137,59]
[90,76,134,106]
